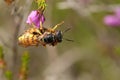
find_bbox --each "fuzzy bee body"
[25,27,41,34]
[18,32,39,47]
[18,27,42,47]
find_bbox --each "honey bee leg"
[29,19,42,35]
[52,21,64,31]
[30,18,38,28]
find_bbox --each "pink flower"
[26,10,45,28]
[115,8,120,17]
[104,15,120,27]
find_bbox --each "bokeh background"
[1,0,120,80]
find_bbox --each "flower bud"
[104,15,120,27]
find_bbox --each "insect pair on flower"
[18,10,64,47]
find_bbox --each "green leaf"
[0,46,4,59]
[36,0,47,10]
[5,70,13,80]
[21,51,30,66]
[114,46,120,56]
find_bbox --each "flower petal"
[115,7,120,18]
[26,10,45,28]
[104,15,120,27]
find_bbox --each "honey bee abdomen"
[18,34,27,47]
[27,33,39,46]
[18,33,39,47]
[26,28,41,35]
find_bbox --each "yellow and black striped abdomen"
[18,32,39,47]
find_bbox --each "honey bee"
[18,21,64,47]
[18,28,42,47]
[4,0,14,5]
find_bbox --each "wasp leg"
[51,21,64,31]
[31,23,42,35]
[39,21,47,34]
[40,42,46,47]
[39,21,43,30]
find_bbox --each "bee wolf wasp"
[18,21,64,47]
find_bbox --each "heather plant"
[104,8,120,27]
[26,0,46,28]
[0,46,30,80]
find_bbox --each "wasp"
[18,21,64,47]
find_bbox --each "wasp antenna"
[63,27,72,35]
[52,21,64,31]
[63,38,74,42]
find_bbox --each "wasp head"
[55,30,62,43]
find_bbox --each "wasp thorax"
[43,33,55,43]
[43,30,63,44]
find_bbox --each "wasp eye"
[44,34,55,43]
[55,31,62,42]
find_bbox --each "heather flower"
[104,7,120,27]
[26,10,45,28]
[115,8,120,17]
[104,15,120,27]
